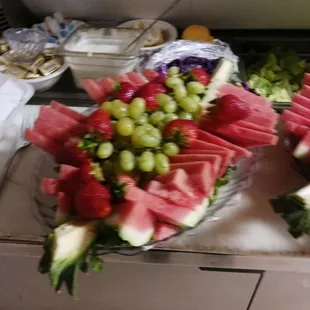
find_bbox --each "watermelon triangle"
[292,93,310,109]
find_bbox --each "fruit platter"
[25,41,279,295]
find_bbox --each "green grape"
[186,81,205,94]
[164,113,178,123]
[165,77,184,88]
[139,125,161,147]
[97,142,114,159]
[128,98,145,119]
[173,85,187,101]
[188,94,201,104]
[179,111,193,120]
[155,153,170,174]
[140,123,154,132]
[163,142,180,156]
[112,100,128,119]
[119,150,135,172]
[168,66,180,76]
[133,125,146,138]
[149,111,165,125]
[157,122,165,131]
[131,134,142,148]
[156,94,172,107]
[138,151,155,172]
[116,117,134,136]
[140,135,160,147]
[136,113,148,125]
[192,104,202,120]
[163,100,177,113]
[101,101,113,114]
[179,97,199,113]
[152,128,162,141]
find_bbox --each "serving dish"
[118,19,178,53]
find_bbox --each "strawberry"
[64,136,90,166]
[163,119,198,146]
[79,161,104,183]
[75,181,112,219]
[146,82,167,94]
[114,82,136,103]
[84,109,113,140]
[135,83,162,112]
[214,95,250,122]
[191,68,211,86]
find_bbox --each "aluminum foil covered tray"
[144,39,239,72]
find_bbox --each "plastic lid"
[58,25,144,59]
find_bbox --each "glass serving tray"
[31,146,262,255]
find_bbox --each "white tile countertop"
[0,105,310,265]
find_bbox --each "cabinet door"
[251,271,310,310]
[0,255,259,310]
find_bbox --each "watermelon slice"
[126,72,147,87]
[142,69,159,81]
[282,110,310,128]
[50,101,86,122]
[301,85,310,99]
[38,106,82,131]
[284,121,308,137]
[125,186,208,227]
[41,178,60,196]
[153,222,179,241]
[187,138,233,153]
[292,93,310,109]
[199,120,278,147]
[243,114,278,129]
[197,129,251,159]
[97,77,116,93]
[170,154,222,178]
[55,192,72,226]
[169,162,214,196]
[155,169,203,199]
[146,180,203,209]
[200,114,277,134]
[33,120,76,144]
[303,73,310,86]
[181,149,233,169]
[118,201,155,247]
[231,119,277,134]
[82,79,106,104]
[219,83,272,107]
[291,102,310,119]
[182,148,234,157]
[293,131,310,159]
[25,129,62,156]
[59,165,80,195]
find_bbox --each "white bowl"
[118,19,178,53]
[21,62,68,92]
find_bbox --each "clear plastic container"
[57,25,144,88]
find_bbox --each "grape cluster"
[99,66,206,174]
